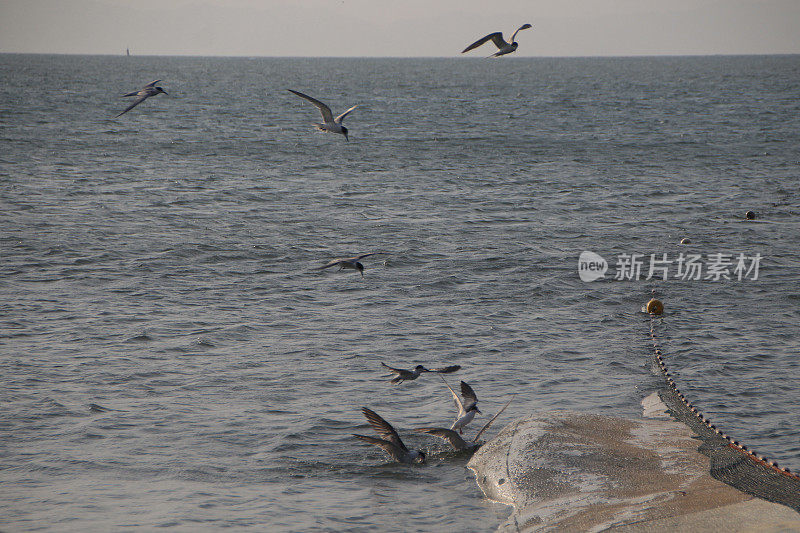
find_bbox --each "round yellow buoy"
[645,298,664,315]
[680,237,691,245]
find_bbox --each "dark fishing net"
[649,317,800,511]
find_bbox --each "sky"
[1,0,799,57]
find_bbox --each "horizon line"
[2,51,800,60]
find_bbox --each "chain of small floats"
[648,308,800,482]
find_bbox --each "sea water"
[1,54,799,531]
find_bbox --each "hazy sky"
[1,0,799,57]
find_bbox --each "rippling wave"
[1,53,799,531]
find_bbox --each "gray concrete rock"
[467,410,800,532]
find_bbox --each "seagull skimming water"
[462,24,532,57]
[353,407,426,464]
[287,89,358,141]
[116,80,167,117]
[381,362,461,384]
[315,253,375,277]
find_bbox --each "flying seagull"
[462,24,532,57]
[353,407,426,464]
[381,362,461,384]
[315,253,375,277]
[116,80,167,117]
[415,397,512,451]
[287,89,358,141]
[441,377,481,434]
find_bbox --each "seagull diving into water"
[380,362,461,384]
[315,253,375,277]
[415,397,512,451]
[461,24,533,57]
[440,377,481,434]
[116,80,168,117]
[353,407,426,464]
[287,89,358,141]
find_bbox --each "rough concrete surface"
[467,408,800,532]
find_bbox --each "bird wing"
[361,407,408,452]
[353,434,406,461]
[349,253,374,261]
[440,375,466,417]
[429,365,461,374]
[415,427,468,450]
[115,95,148,117]
[460,381,479,409]
[380,362,407,375]
[334,104,358,124]
[144,79,161,88]
[381,363,413,383]
[462,32,506,53]
[510,23,532,42]
[380,362,403,374]
[381,361,410,376]
[315,258,345,270]
[288,89,334,123]
[472,397,513,443]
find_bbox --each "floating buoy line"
[646,299,800,483]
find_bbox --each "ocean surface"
[1,54,799,532]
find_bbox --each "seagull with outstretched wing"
[315,253,375,277]
[288,89,358,141]
[116,80,168,117]
[380,362,461,384]
[381,363,428,384]
[353,408,426,464]
[440,377,482,434]
[462,24,532,57]
[415,397,513,451]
